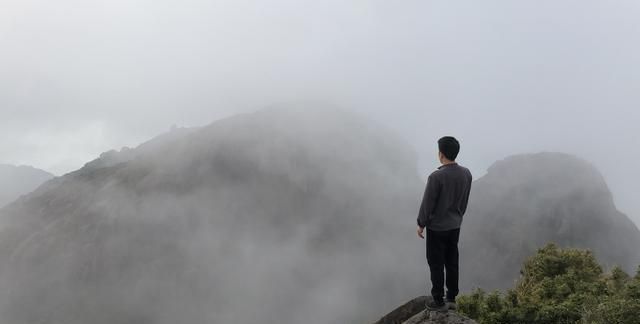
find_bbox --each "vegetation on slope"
[457,243,640,324]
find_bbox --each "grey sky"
[2,0,639,224]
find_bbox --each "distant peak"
[0,164,54,177]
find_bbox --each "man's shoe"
[445,299,457,310]
[425,298,448,312]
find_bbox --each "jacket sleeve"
[417,174,441,228]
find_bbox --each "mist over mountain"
[460,152,640,291]
[0,164,54,207]
[0,107,638,324]
[0,106,425,324]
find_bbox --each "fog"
[0,0,640,323]
[0,164,53,207]
[0,107,429,323]
[3,1,638,226]
[1,1,640,322]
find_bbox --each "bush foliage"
[457,243,640,324]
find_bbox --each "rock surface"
[372,296,476,324]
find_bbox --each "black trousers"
[426,227,460,302]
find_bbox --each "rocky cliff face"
[459,152,640,291]
[0,164,53,207]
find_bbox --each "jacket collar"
[438,162,458,169]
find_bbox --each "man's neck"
[437,160,457,169]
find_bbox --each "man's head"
[438,136,460,163]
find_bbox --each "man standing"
[417,136,472,312]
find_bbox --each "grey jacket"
[417,162,472,231]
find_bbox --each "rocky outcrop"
[372,296,476,324]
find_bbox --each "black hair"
[438,136,460,161]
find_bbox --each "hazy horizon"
[3,0,639,227]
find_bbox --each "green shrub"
[457,243,640,324]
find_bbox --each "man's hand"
[417,225,425,239]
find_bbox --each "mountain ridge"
[0,164,54,208]
[0,105,423,324]
[0,107,637,323]
[460,151,640,291]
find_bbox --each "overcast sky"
[2,0,639,225]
